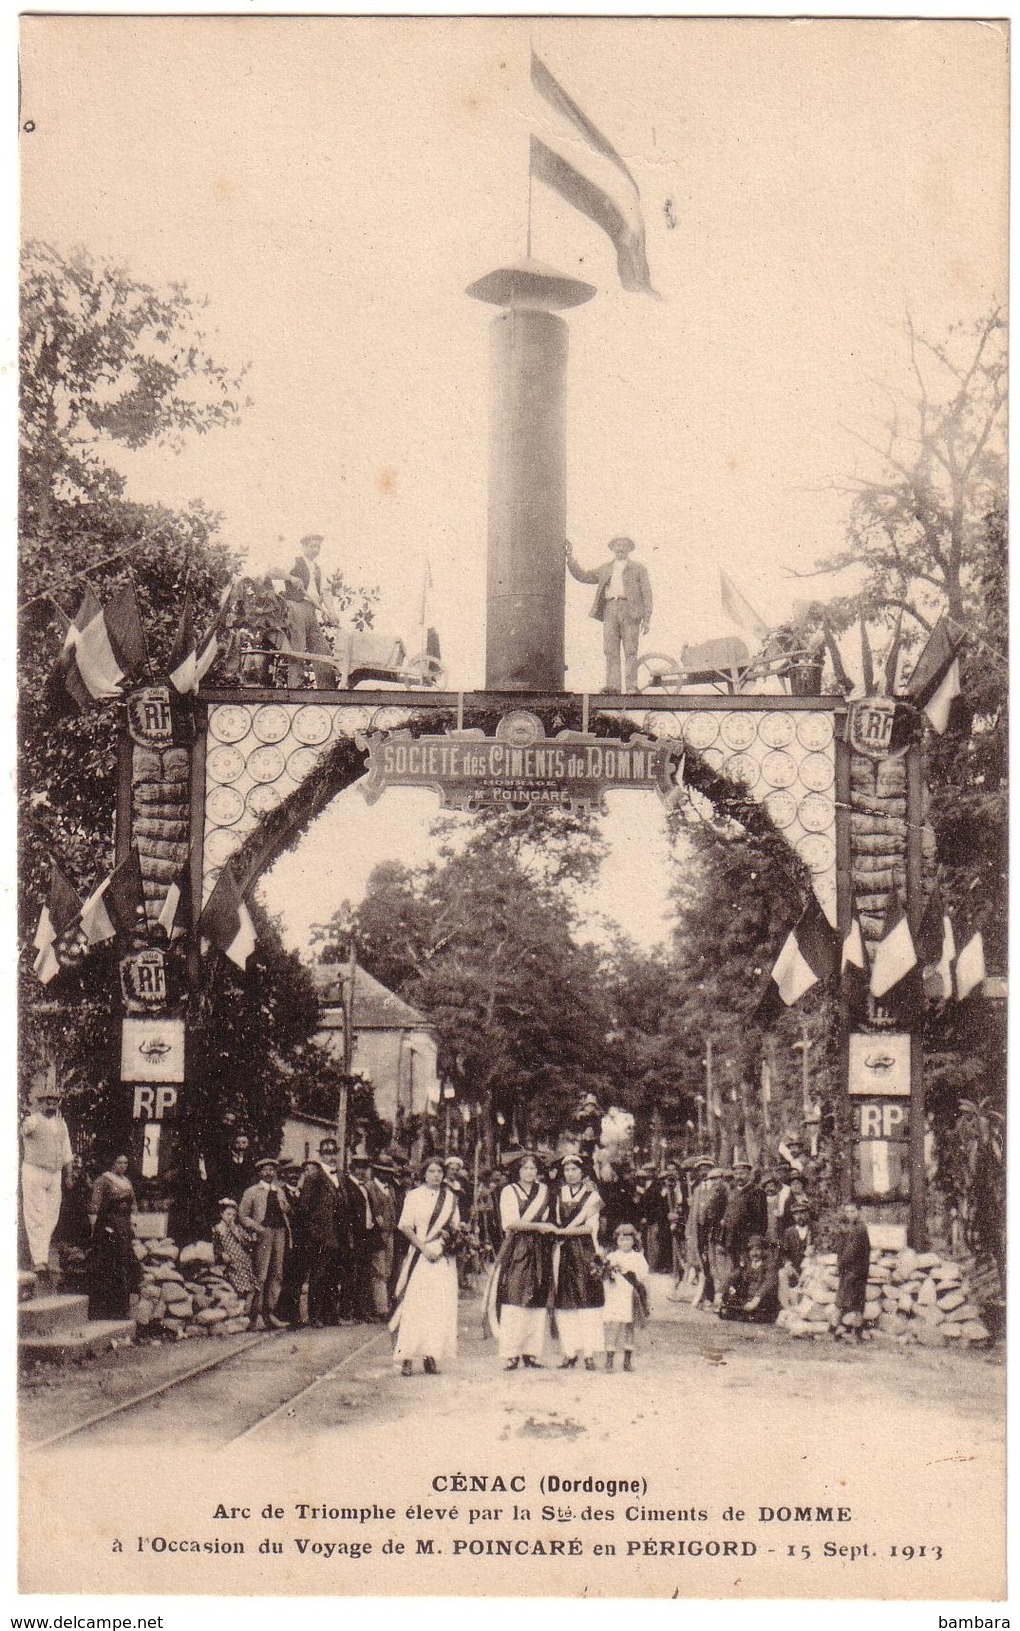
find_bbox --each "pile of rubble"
[132,1237,250,1340]
[777,1247,992,1346]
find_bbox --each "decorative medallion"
[206,785,245,827]
[208,705,252,744]
[759,711,797,749]
[293,704,333,745]
[720,712,757,751]
[247,744,287,784]
[252,704,292,744]
[207,744,245,784]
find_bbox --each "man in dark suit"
[283,533,336,688]
[297,1138,350,1326]
[566,535,653,692]
[345,1154,380,1322]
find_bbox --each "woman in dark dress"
[552,1154,604,1370]
[87,1154,142,1319]
[484,1153,552,1369]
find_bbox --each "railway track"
[26,1325,388,1452]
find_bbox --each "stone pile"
[132,1237,250,1340]
[776,1247,992,1346]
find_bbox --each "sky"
[19,17,1008,951]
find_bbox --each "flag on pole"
[157,862,191,941]
[841,909,869,1018]
[904,616,964,733]
[48,586,105,710]
[755,899,839,1023]
[917,886,956,1002]
[530,51,655,295]
[419,559,434,631]
[870,893,918,999]
[954,930,986,1001]
[720,570,770,640]
[78,847,146,947]
[64,583,150,703]
[32,862,84,984]
[168,592,221,694]
[198,862,256,969]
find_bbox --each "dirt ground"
[20,1276,1006,1599]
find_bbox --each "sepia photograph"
[15,14,1008,1606]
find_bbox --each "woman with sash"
[484,1153,552,1369]
[552,1154,605,1370]
[390,1156,460,1376]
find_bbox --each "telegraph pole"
[905,739,928,1249]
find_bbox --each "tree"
[314,827,614,1154]
[17,246,330,1196]
[796,309,1007,1245]
[807,308,1005,636]
[21,240,247,535]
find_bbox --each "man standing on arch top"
[566,535,653,693]
[283,532,336,689]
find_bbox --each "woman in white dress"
[389,1156,460,1376]
[552,1154,605,1370]
[483,1153,553,1369]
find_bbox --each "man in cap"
[367,1155,399,1318]
[20,1082,74,1280]
[274,1161,309,1327]
[282,533,338,689]
[297,1138,350,1327]
[239,1157,291,1330]
[682,1157,716,1307]
[720,1159,766,1290]
[566,535,653,693]
[346,1154,381,1321]
[778,1199,814,1310]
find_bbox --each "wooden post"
[905,740,928,1249]
[834,726,855,1201]
[337,938,356,1169]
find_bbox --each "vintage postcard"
[16,14,1007,1607]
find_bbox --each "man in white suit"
[566,536,653,692]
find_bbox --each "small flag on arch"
[720,570,770,640]
[78,848,146,947]
[59,583,150,705]
[840,909,869,1018]
[168,593,220,695]
[756,899,839,1023]
[954,929,986,1001]
[904,616,964,734]
[32,862,84,984]
[198,861,256,970]
[530,51,655,296]
[870,893,918,1000]
[157,863,192,941]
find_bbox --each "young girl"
[602,1221,650,1371]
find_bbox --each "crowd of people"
[27,1097,875,1369]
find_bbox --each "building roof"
[310,960,429,1031]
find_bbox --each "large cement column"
[467,260,595,692]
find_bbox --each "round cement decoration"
[758,711,797,749]
[761,749,798,789]
[764,789,798,829]
[800,751,836,792]
[206,785,244,827]
[207,744,245,784]
[798,791,835,834]
[720,712,757,751]
[683,714,720,751]
[797,713,835,750]
[293,704,332,745]
[208,705,252,745]
[247,744,287,784]
[252,704,292,744]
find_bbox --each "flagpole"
[905,739,927,1249]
